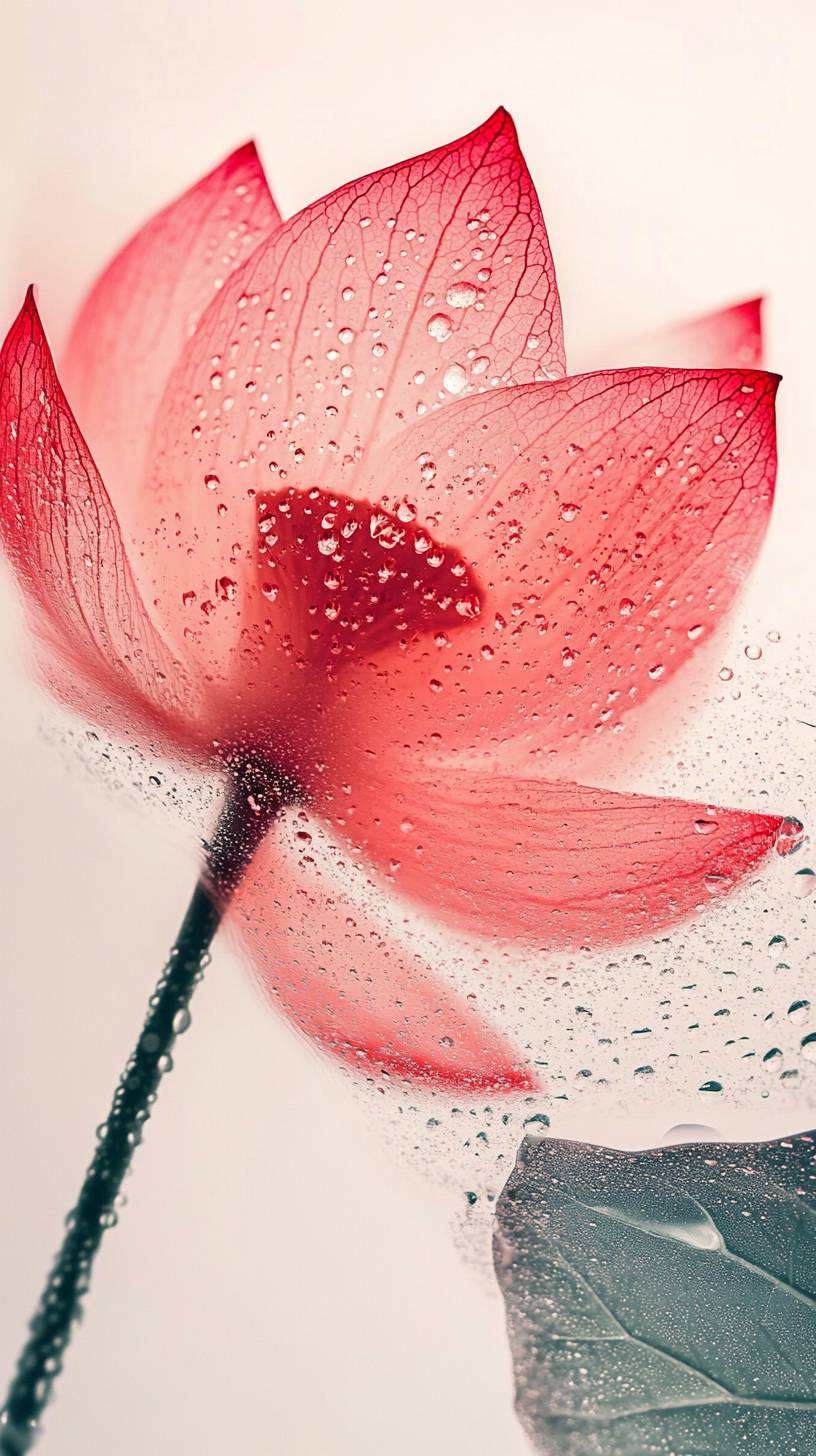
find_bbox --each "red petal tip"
[22,285,40,323]
[482,104,517,137]
[5,287,44,351]
[227,138,260,166]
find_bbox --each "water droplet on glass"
[523,1112,550,1139]
[801,1033,816,1063]
[792,867,816,898]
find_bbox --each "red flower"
[0,112,782,1092]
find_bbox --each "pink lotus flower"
[0,111,782,1094]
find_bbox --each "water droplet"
[792,867,816,898]
[172,1007,192,1035]
[427,313,452,342]
[694,817,718,835]
[663,1123,719,1144]
[767,933,788,957]
[588,1201,724,1251]
[788,999,811,1024]
[744,643,763,661]
[559,502,580,522]
[204,472,220,490]
[523,1112,550,1139]
[454,592,480,620]
[801,1033,816,1063]
[704,873,731,895]
[699,1079,723,1094]
[776,816,805,856]
[445,283,479,309]
[442,363,468,395]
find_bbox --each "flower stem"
[0,757,296,1455]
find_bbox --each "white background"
[1,3,815,1453]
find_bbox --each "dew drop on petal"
[427,313,452,342]
[445,283,479,309]
[694,817,719,836]
[442,363,468,395]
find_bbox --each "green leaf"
[494,1130,816,1455]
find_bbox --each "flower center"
[253,486,482,666]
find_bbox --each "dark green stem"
[0,757,296,1455]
